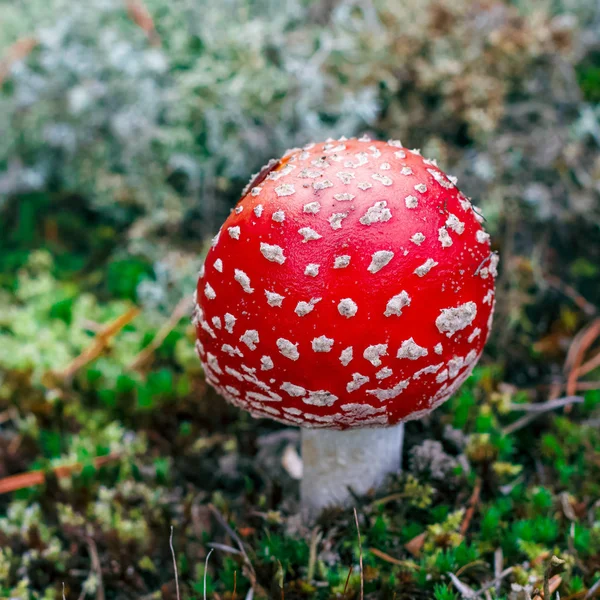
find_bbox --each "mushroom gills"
[300,423,404,520]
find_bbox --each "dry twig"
[564,319,600,398]
[124,0,161,45]
[0,37,38,84]
[55,307,140,380]
[508,396,584,413]
[369,547,421,569]
[545,275,597,317]
[129,297,192,370]
[585,578,600,599]
[460,477,482,536]
[86,537,105,600]
[0,453,120,495]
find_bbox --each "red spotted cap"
[193,136,497,429]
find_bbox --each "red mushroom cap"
[194,137,497,429]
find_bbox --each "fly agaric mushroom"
[193,136,497,518]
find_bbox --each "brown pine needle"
[124,0,161,45]
[565,319,600,397]
[342,567,353,596]
[369,547,421,569]
[0,37,38,84]
[55,307,140,379]
[461,478,482,536]
[0,453,120,495]
[129,297,192,370]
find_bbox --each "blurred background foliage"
[0,0,599,598]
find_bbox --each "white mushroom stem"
[300,423,404,520]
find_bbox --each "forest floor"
[0,202,599,600]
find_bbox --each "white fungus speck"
[214,259,223,272]
[304,263,320,277]
[368,250,394,274]
[376,367,393,380]
[448,356,464,379]
[338,298,358,318]
[329,212,348,230]
[436,369,449,384]
[265,290,285,307]
[414,258,439,277]
[357,182,373,190]
[397,338,428,360]
[281,382,307,397]
[303,201,321,214]
[260,243,286,264]
[489,253,499,277]
[436,302,478,337]
[236,332,257,353]
[277,338,299,360]
[304,390,338,407]
[427,168,455,189]
[298,227,322,243]
[476,230,490,244]
[295,297,321,316]
[363,344,388,367]
[410,232,425,245]
[222,345,243,359]
[414,183,427,193]
[313,179,333,190]
[312,158,329,168]
[336,171,355,184]
[312,336,334,352]
[405,195,418,209]
[413,363,444,379]
[446,214,465,234]
[347,373,370,392]
[234,269,253,293]
[438,227,453,248]
[272,210,285,222]
[371,173,393,186]
[254,204,264,217]
[334,255,351,269]
[434,343,443,355]
[224,313,236,333]
[360,201,392,226]
[228,226,240,240]
[384,290,411,317]
[468,328,481,343]
[340,347,353,366]
[275,183,295,197]
[366,379,410,401]
[204,283,216,300]
[260,356,274,371]
[299,168,323,179]
[334,193,355,202]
